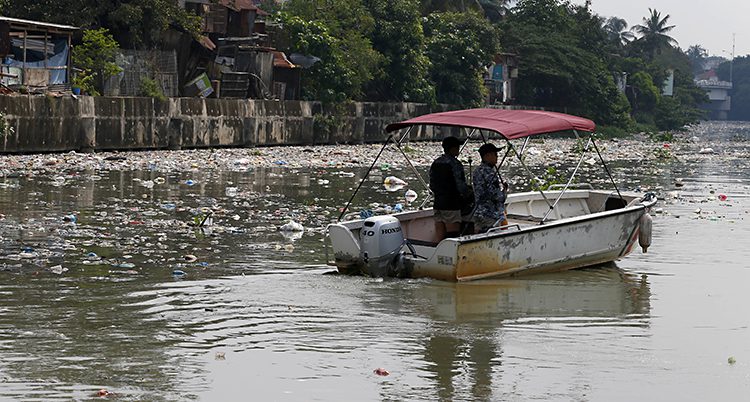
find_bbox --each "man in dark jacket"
[429,136,471,239]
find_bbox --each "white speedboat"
[327,109,656,281]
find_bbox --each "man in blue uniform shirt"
[472,143,508,233]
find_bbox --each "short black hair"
[441,136,461,152]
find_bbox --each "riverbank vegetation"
[2,0,708,133]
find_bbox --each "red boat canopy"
[385,108,596,140]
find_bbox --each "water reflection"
[3,121,750,400]
[405,265,651,401]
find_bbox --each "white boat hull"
[327,190,656,281]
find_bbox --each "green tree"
[626,71,660,119]
[276,0,383,102]
[421,0,482,14]
[500,0,630,126]
[685,44,708,74]
[603,17,634,49]
[4,0,201,49]
[423,11,499,107]
[478,0,511,22]
[631,8,677,60]
[364,0,435,103]
[72,28,122,96]
[718,56,750,120]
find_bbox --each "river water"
[0,122,749,401]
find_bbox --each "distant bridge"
[695,79,732,120]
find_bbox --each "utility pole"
[730,33,735,84]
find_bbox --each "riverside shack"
[0,16,78,91]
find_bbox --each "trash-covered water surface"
[1,125,748,276]
[0,121,749,401]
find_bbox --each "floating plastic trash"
[173,270,186,277]
[225,187,238,197]
[373,368,390,376]
[699,147,715,154]
[183,255,198,263]
[62,214,77,223]
[393,203,404,213]
[185,179,196,186]
[279,220,304,232]
[405,189,418,203]
[160,203,176,211]
[19,251,36,259]
[49,265,68,275]
[274,160,288,165]
[384,176,406,186]
[360,209,374,219]
[718,194,728,201]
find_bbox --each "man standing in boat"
[473,143,508,233]
[429,136,472,239]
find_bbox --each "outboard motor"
[360,216,405,277]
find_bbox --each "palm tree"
[603,17,635,48]
[632,8,678,59]
[686,44,708,74]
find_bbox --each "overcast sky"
[574,0,750,57]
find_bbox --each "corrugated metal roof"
[0,16,78,31]
[273,51,298,69]
[216,0,258,12]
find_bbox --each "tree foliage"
[364,0,435,103]
[686,45,708,74]
[500,0,630,126]
[4,0,712,130]
[276,0,383,102]
[3,0,201,48]
[423,11,499,106]
[603,17,634,49]
[72,28,122,96]
[631,8,677,60]
[718,56,750,120]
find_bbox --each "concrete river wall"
[0,96,460,153]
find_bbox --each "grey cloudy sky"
[575,0,749,57]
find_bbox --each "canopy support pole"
[337,133,394,222]
[393,131,431,201]
[592,136,624,202]
[540,133,593,223]
[506,140,555,211]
